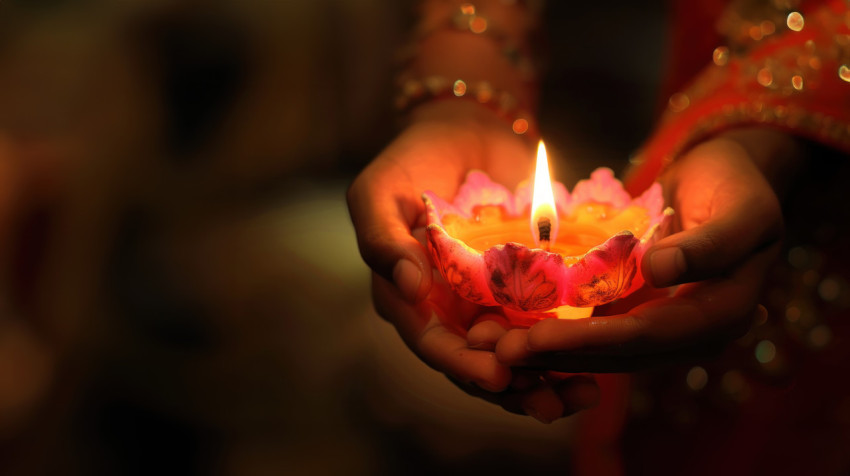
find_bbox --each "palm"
[496,137,785,374]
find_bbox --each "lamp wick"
[537,217,551,250]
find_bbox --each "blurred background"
[0,0,666,474]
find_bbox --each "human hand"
[465,312,601,422]
[349,102,601,419]
[496,129,802,373]
[348,101,534,302]
[374,271,600,421]
[347,100,528,379]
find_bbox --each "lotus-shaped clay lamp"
[423,147,673,325]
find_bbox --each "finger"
[510,370,544,391]
[594,283,672,316]
[519,374,601,423]
[347,162,433,303]
[418,319,512,392]
[543,306,756,373]
[523,244,778,358]
[551,374,601,414]
[645,159,782,287]
[495,328,534,365]
[446,376,526,415]
[467,312,510,350]
[373,274,511,392]
[520,384,564,424]
[450,373,598,422]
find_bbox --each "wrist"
[396,1,541,143]
[408,95,531,135]
[402,100,536,187]
[715,127,807,197]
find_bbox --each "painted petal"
[484,243,563,311]
[625,229,655,295]
[426,224,497,306]
[638,206,675,243]
[571,168,631,209]
[624,207,674,295]
[422,190,460,226]
[630,182,665,223]
[622,268,646,297]
[423,169,673,315]
[454,171,515,216]
[561,232,639,307]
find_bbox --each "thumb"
[644,191,782,287]
[347,171,432,303]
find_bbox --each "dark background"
[0,1,667,474]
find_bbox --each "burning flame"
[530,140,559,249]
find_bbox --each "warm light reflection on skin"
[530,141,558,250]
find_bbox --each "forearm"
[397,1,542,134]
[412,0,538,102]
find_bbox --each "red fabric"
[579,2,850,475]
[628,0,850,195]
[659,0,727,104]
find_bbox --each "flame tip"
[530,138,559,247]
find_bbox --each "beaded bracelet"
[397,2,539,84]
[394,75,536,136]
[395,1,541,137]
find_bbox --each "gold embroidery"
[660,1,850,162]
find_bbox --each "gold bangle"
[394,75,536,135]
[398,2,539,83]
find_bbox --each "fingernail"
[522,403,554,424]
[477,380,506,393]
[393,259,422,303]
[649,247,686,287]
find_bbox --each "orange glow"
[469,16,488,34]
[840,65,850,83]
[511,118,529,134]
[757,68,773,87]
[712,46,729,66]
[445,203,651,259]
[786,12,804,32]
[530,141,558,249]
[452,79,467,97]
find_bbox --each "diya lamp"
[423,141,673,327]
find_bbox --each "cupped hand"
[374,272,601,421]
[349,102,601,420]
[348,100,527,388]
[348,101,533,302]
[497,129,802,373]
